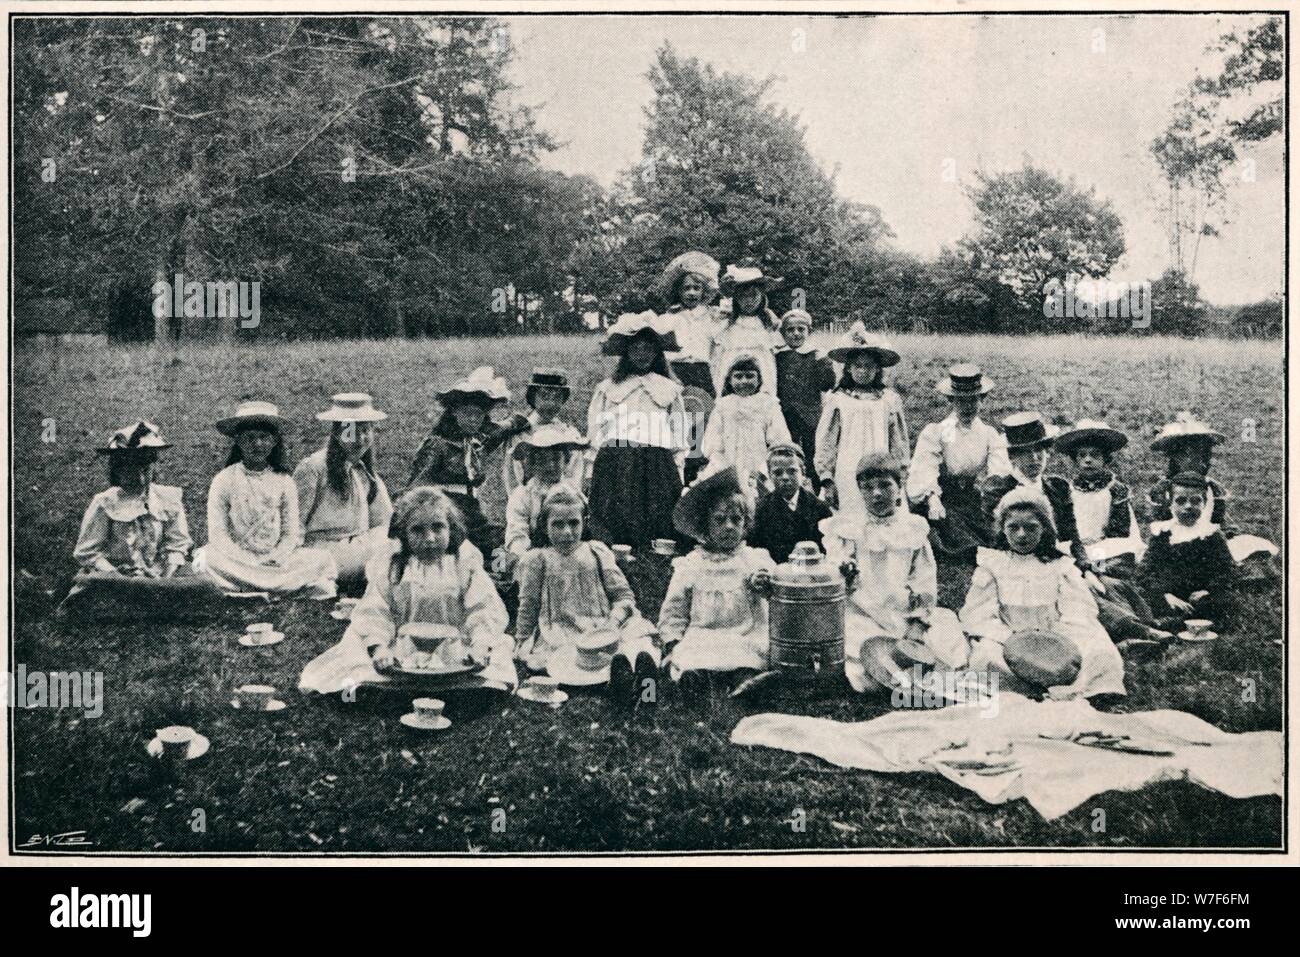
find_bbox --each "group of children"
[63,250,1271,711]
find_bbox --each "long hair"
[428,394,492,439]
[534,485,589,549]
[611,333,676,383]
[720,356,762,396]
[836,355,886,392]
[992,502,1061,563]
[387,486,467,585]
[225,425,289,473]
[108,450,158,489]
[325,424,379,505]
[701,489,752,552]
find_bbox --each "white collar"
[776,342,819,355]
[1011,467,1044,489]
[602,373,679,407]
[1150,518,1220,544]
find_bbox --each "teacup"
[1184,618,1214,637]
[157,725,196,758]
[651,538,677,556]
[236,684,276,711]
[526,675,561,699]
[412,697,445,723]
[612,544,633,563]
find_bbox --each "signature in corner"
[18,830,95,849]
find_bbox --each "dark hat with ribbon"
[525,368,571,405]
[1001,411,1059,451]
[936,363,994,397]
[1055,419,1127,456]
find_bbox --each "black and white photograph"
[3,1,1290,864]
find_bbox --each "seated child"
[500,422,588,574]
[700,351,791,502]
[658,467,775,692]
[514,486,660,705]
[299,487,516,695]
[960,486,1125,700]
[502,368,584,499]
[748,443,832,564]
[1146,412,1231,529]
[1137,472,1237,630]
[61,421,221,616]
[821,452,969,694]
[193,401,337,598]
[774,309,836,491]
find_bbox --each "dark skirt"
[445,491,502,565]
[923,473,992,560]
[671,360,715,396]
[589,444,683,548]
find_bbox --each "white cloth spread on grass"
[731,694,1282,820]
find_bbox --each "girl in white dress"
[699,352,791,503]
[709,261,782,397]
[193,402,337,598]
[960,486,1125,700]
[814,323,910,519]
[299,487,516,695]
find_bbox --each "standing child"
[960,486,1125,700]
[502,369,583,500]
[656,251,723,395]
[906,364,1010,559]
[815,321,909,518]
[699,351,791,502]
[658,467,776,694]
[774,309,836,491]
[585,311,689,548]
[821,452,969,693]
[294,393,393,589]
[299,487,516,695]
[710,260,782,397]
[515,486,660,705]
[501,422,588,572]
[408,367,531,562]
[748,443,832,564]
[194,401,337,598]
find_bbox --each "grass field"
[10,332,1285,853]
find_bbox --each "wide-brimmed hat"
[859,636,937,691]
[936,363,994,397]
[1004,629,1082,689]
[1150,412,1225,453]
[779,308,814,330]
[654,251,721,305]
[1169,470,1210,492]
[525,368,571,404]
[855,450,906,483]
[316,392,387,423]
[601,311,680,356]
[96,421,172,454]
[511,422,588,461]
[719,260,782,293]
[673,466,744,543]
[438,367,511,405]
[992,485,1059,543]
[547,643,614,686]
[827,321,900,366]
[1001,411,1059,451]
[216,401,286,437]
[1055,419,1127,456]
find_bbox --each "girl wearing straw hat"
[193,401,338,597]
[501,422,588,571]
[709,260,782,398]
[60,421,223,617]
[906,364,1010,560]
[293,393,393,589]
[814,321,910,519]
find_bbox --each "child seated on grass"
[298,487,516,696]
[514,486,660,706]
[747,443,832,564]
[658,467,775,697]
[820,452,968,694]
[960,486,1125,700]
[1137,472,1237,632]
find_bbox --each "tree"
[1148,268,1208,337]
[956,164,1125,325]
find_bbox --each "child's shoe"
[608,651,635,707]
[632,651,660,707]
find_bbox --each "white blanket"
[731,694,1282,820]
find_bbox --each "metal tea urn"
[768,541,846,680]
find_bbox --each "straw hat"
[547,643,614,686]
[96,421,171,454]
[525,368,571,404]
[1055,419,1127,456]
[936,363,994,397]
[1001,411,1059,451]
[1003,629,1082,689]
[602,311,681,356]
[1150,412,1225,453]
[511,422,588,461]
[672,466,744,543]
[654,251,721,305]
[438,367,511,405]
[216,400,286,437]
[719,260,782,293]
[316,392,387,423]
[827,321,900,366]
[859,636,937,691]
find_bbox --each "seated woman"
[193,401,337,598]
[60,421,222,618]
[294,393,393,591]
[299,487,516,696]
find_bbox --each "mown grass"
[10,333,1285,853]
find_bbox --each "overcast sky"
[505,13,1283,305]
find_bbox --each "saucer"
[239,632,285,647]
[400,713,451,731]
[146,732,210,760]
[516,685,569,706]
[1178,630,1218,643]
[230,698,288,712]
